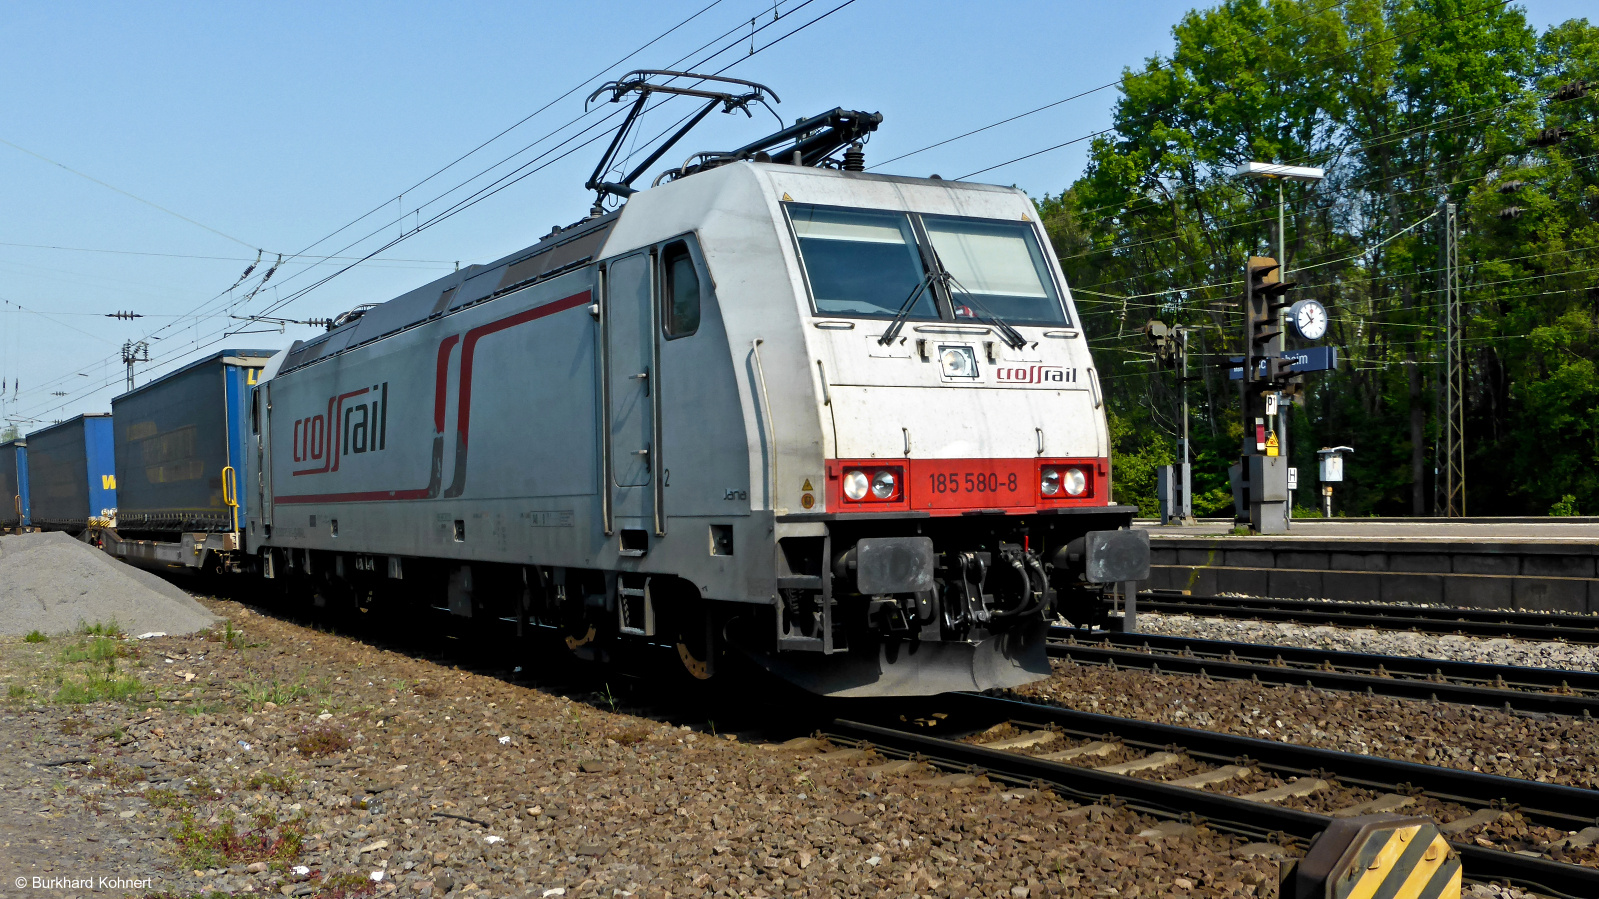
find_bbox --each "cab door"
[603,251,656,533]
[253,382,274,534]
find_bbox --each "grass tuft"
[61,636,130,664]
[241,678,311,708]
[23,630,47,643]
[76,619,123,637]
[55,671,144,704]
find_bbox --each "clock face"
[1292,299,1328,340]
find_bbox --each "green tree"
[1043,0,1594,517]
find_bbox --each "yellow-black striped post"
[1285,815,1461,899]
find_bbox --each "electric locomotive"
[84,72,1148,697]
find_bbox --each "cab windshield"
[789,206,934,318]
[787,203,1067,325]
[923,216,1066,325]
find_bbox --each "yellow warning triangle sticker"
[1022,212,1031,221]
[782,192,793,202]
[801,479,814,492]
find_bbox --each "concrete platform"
[1140,518,1599,614]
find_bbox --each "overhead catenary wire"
[15,0,861,421]
[7,0,768,413]
[0,137,263,251]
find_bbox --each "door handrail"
[751,338,776,511]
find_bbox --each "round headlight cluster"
[1041,465,1090,498]
[941,348,974,377]
[840,467,902,503]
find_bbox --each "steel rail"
[1048,627,1599,717]
[1127,594,1599,644]
[829,692,1599,899]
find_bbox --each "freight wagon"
[24,414,115,534]
[0,439,28,530]
[101,350,274,572]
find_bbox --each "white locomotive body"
[244,154,1141,696]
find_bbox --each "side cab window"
[660,240,701,339]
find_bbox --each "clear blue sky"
[0,1,1590,427]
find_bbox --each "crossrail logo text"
[291,382,389,477]
[994,365,1073,385]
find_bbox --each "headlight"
[843,470,869,501]
[1041,467,1061,496]
[1063,467,1087,496]
[938,345,979,379]
[871,470,897,499]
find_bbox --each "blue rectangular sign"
[1228,346,1338,380]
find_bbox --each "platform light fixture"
[1237,162,1325,273]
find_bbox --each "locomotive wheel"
[673,601,716,681]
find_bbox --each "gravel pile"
[0,600,1288,899]
[0,531,215,636]
[1136,612,1599,671]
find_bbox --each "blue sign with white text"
[1228,346,1338,380]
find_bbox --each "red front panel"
[825,457,1109,515]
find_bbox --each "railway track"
[1125,593,1599,644]
[1047,626,1599,717]
[826,693,1599,899]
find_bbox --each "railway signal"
[1235,255,1308,534]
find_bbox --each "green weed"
[23,630,47,643]
[61,636,128,664]
[55,671,145,704]
[168,811,304,870]
[204,621,247,649]
[241,678,311,708]
[145,788,188,810]
[76,619,123,637]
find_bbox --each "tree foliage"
[1042,1,1598,516]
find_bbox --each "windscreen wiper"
[878,269,947,346]
[947,273,1027,350]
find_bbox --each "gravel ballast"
[0,598,1297,899]
[0,531,216,636]
[1134,612,1599,671]
[1017,658,1599,790]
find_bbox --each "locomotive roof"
[278,212,618,376]
[274,161,1028,377]
[112,348,278,405]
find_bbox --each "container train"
[4,74,1146,696]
